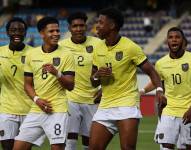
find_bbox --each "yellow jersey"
[0,45,32,115]
[60,36,105,104]
[93,37,147,109]
[155,51,191,117]
[24,45,75,113]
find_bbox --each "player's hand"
[35,98,53,114]
[42,64,58,76]
[94,88,102,104]
[183,107,191,125]
[95,67,112,78]
[139,88,145,95]
[156,91,167,119]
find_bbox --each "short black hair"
[98,7,124,31]
[167,27,185,38]
[67,12,88,24]
[37,16,59,32]
[6,17,27,32]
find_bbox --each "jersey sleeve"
[129,42,147,66]
[155,60,164,81]
[62,52,75,76]
[24,52,33,75]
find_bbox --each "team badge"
[115,51,123,61]
[53,57,60,66]
[182,63,189,72]
[158,133,164,139]
[21,56,26,64]
[0,130,4,136]
[86,46,93,53]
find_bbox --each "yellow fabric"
[155,51,191,117]
[93,37,147,108]
[0,45,32,115]
[24,45,75,113]
[60,36,104,104]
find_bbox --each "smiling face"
[40,23,60,46]
[167,30,184,54]
[69,18,86,43]
[7,21,26,45]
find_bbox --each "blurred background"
[0,0,190,149]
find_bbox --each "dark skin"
[167,31,191,150]
[89,14,166,150]
[13,23,74,150]
[67,18,102,146]
[1,21,30,150]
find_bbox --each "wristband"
[93,74,99,81]
[97,85,102,90]
[57,71,62,78]
[33,96,39,103]
[140,88,146,94]
[156,87,163,92]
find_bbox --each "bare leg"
[89,121,113,150]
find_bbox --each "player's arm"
[139,60,167,118]
[90,65,101,87]
[42,64,74,91]
[139,81,156,95]
[24,72,52,113]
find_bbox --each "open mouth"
[171,44,179,49]
[12,36,22,42]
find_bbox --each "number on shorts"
[54,123,61,135]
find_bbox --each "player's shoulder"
[156,54,169,65]
[0,44,9,52]
[59,37,71,45]
[25,45,40,56]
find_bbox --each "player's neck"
[9,43,25,51]
[71,36,86,44]
[170,49,185,59]
[42,44,58,53]
[105,33,121,46]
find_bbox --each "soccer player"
[141,27,191,150]
[89,8,166,150]
[13,16,75,150]
[59,12,103,150]
[0,17,43,150]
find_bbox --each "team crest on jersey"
[115,51,123,61]
[21,56,25,64]
[86,46,93,53]
[53,57,60,66]
[182,63,189,72]
[0,130,4,136]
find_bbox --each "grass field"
[0,116,159,150]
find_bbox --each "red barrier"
[140,95,156,116]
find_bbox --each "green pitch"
[0,116,159,150]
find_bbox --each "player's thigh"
[15,113,45,146]
[155,115,180,145]
[89,121,113,150]
[42,112,68,145]
[117,118,139,147]
[0,114,20,140]
[80,104,98,136]
[13,140,32,150]
[67,101,81,133]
